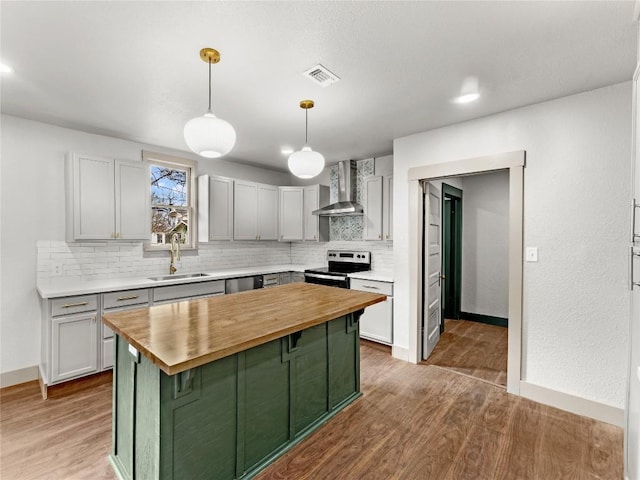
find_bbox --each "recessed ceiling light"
[454,93,480,104]
[281,147,294,155]
[0,63,14,74]
[453,76,479,104]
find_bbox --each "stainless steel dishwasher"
[225,275,263,293]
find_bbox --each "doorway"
[441,183,463,327]
[407,151,524,395]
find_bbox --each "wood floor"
[1,343,622,480]
[424,319,508,387]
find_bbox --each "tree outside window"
[150,164,190,246]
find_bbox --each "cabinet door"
[70,154,115,240]
[359,297,393,344]
[234,180,259,240]
[199,175,234,242]
[303,185,319,241]
[115,160,150,240]
[363,176,383,241]
[51,313,98,383]
[279,187,304,241]
[383,175,393,241]
[258,184,279,240]
[210,176,234,240]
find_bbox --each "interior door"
[627,62,640,480]
[422,182,442,360]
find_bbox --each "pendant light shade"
[288,146,325,179]
[184,48,236,158]
[288,100,325,179]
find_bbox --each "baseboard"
[519,380,624,427]
[0,365,39,388]
[392,345,410,362]
[460,311,508,328]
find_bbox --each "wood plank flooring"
[424,319,508,387]
[1,343,622,480]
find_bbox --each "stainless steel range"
[304,250,371,289]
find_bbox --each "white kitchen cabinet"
[234,180,278,240]
[66,153,149,241]
[291,272,305,283]
[101,289,150,370]
[198,175,234,241]
[350,279,393,345]
[279,187,304,241]
[383,175,393,241]
[43,294,99,386]
[303,185,330,241]
[363,176,384,241]
[364,175,393,241]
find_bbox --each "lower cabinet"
[111,313,361,480]
[101,289,150,370]
[51,312,98,383]
[350,278,393,345]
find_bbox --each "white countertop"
[348,271,394,283]
[37,264,318,299]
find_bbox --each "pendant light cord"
[305,108,308,145]
[208,58,212,112]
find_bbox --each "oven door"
[304,272,349,289]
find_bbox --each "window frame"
[143,151,198,252]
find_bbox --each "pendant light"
[184,48,236,158]
[288,100,325,179]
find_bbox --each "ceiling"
[1,1,636,172]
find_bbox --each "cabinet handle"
[633,199,640,243]
[632,247,640,290]
[378,234,381,239]
[363,285,379,290]
[92,317,96,323]
[117,295,139,301]
[62,301,89,308]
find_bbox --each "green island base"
[109,312,362,480]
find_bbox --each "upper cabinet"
[198,175,234,241]
[66,153,149,242]
[278,185,329,242]
[279,187,304,241]
[363,175,393,241]
[234,180,278,240]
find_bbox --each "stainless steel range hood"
[312,160,364,216]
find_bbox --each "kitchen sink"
[148,273,210,281]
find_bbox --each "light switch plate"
[128,343,140,362]
[526,247,538,262]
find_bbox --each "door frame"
[407,150,525,395]
[441,183,463,326]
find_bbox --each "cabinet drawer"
[103,289,150,309]
[153,280,225,303]
[51,295,97,317]
[350,279,393,296]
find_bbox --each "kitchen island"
[102,283,386,480]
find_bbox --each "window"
[143,151,197,250]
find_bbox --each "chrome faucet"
[169,233,181,274]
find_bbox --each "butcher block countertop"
[102,283,386,376]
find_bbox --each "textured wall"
[460,171,510,318]
[393,82,631,408]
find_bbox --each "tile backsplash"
[37,239,393,282]
[328,158,374,241]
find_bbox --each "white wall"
[0,115,292,375]
[393,82,631,408]
[460,171,510,318]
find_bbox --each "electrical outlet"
[51,262,63,276]
[526,247,538,262]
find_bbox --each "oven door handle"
[305,273,347,281]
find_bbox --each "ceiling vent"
[303,64,340,87]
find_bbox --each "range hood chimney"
[312,160,363,216]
